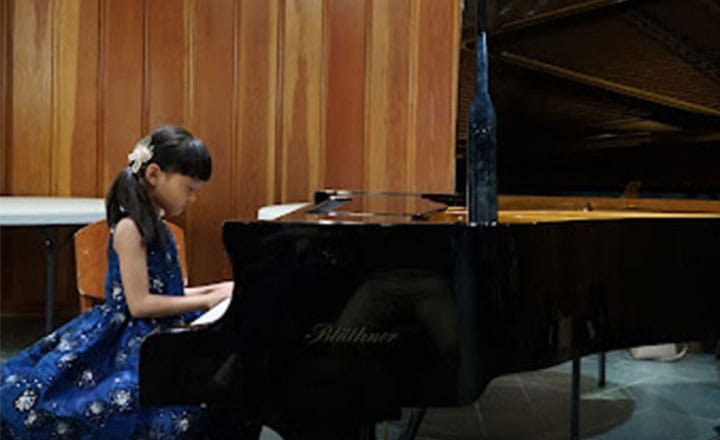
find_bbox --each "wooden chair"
[74,220,188,312]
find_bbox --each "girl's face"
[146,166,203,217]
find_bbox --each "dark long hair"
[105,126,212,247]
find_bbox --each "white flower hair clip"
[127,137,154,174]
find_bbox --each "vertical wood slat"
[405,0,419,201]
[53,0,99,197]
[1,0,9,194]
[236,0,280,215]
[365,0,412,193]
[273,0,286,204]
[281,0,324,202]
[99,0,144,191]
[147,0,186,130]
[51,0,69,196]
[186,0,236,282]
[323,0,367,191]
[11,0,53,195]
[414,0,459,193]
[70,0,99,197]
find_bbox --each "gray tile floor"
[3,316,719,440]
[381,349,720,440]
[412,352,719,440]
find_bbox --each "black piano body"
[140,192,720,424]
[140,0,720,435]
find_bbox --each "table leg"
[43,227,57,333]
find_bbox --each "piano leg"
[571,357,581,440]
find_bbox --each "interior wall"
[0,0,460,315]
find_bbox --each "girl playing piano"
[1,126,232,439]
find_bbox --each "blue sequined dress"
[1,222,205,439]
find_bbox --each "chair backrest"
[74,220,188,312]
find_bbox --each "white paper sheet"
[191,297,231,326]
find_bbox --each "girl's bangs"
[176,139,212,181]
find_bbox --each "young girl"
[1,126,232,439]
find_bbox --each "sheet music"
[191,297,231,326]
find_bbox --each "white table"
[0,197,106,331]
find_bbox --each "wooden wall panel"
[1,0,9,194]
[53,0,99,197]
[146,0,186,130]
[11,0,53,195]
[185,0,237,282]
[281,0,324,202]
[235,0,280,212]
[365,0,412,193]
[69,0,99,197]
[414,0,458,193]
[99,0,145,193]
[52,0,79,196]
[324,0,367,190]
[1,0,461,315]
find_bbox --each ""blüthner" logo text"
[304,323,400,344]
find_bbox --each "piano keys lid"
[457,0,720,199]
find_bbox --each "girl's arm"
[184,281,234,296]
[114,218,230,319]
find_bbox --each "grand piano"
[140,0,720,438]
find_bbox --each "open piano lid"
[457,0,720,199]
